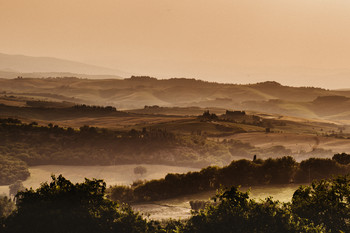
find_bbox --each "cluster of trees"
[0,118,234,171]
[0,118,21,124]
[1,175,349,232]
[144,105,161,109]
[0,176,151,233]
[73,104,117,112]
[0,196,15,218]
[0,117,348,186]
[182,187,323,233]
[198,111,218,121]
[0,155,29,185]
[182,176,350,232]
[291,175,350,232]
[332,152,350,164]
[26,100,74,108]
[110,156,350,203]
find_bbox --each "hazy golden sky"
[1,0,350,88]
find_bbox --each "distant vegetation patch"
[109,155,350,203]
[0,118,233,171]
[0,155,29,185]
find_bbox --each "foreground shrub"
[2,175,148,233]
[1,175,349,233]
[182,186,323,233]
[291,175,350,232]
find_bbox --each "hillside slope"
[1,76,350,120]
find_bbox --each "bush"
[0,155,29,185]
[134,166,147,176]
[2,175,149,233]
[332,152,350,165]
[0,196,15,218]
[182,186,323,233]
[291,175,350,232]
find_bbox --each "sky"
[1,0,350,88]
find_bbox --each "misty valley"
[0,76,349,232]
[3,0,350,231]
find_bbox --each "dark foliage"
[0,155,29,185]
[332,152,350,165]
[110,156,350,203]
[0,196,15,218]
[291,175,350,232]
[1,175,349,232]
[0,118,226,169]
[2,175,149,233]
[294,158,349,183]
[182,186,323,233]
[198,111,218,121]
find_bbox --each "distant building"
[225,110,246,116]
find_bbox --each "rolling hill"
[1,76,350,121]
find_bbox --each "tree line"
[110,155,350,203]
[0,118,238,185]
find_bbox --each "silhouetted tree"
[291,175,350,232]
[3,175,148,233]
[332,153,350,165]
[9,181,25,198]
[183,186,323,233]
[0,196,15,218]
[134,166,147,176]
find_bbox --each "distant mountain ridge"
[0,52,127,77]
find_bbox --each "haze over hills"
[2,52,350,89]
[1,76,350,122]
[0,53,128,77]
[0,53,349,121]
[2,1,350,229]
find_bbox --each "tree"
[9,181,25,198]
[261,156,297,184]
[332,153,350,165]
[134,166,147,176]
[3,175,148,233]
[0,196,15,218]
[0,156,30,186]
[291,175,350,232]
[294,158,347,183]
[182,186,322,233]
[199,111,218,121]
